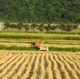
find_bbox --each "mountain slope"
[0,0,80,23]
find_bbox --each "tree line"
[0,0,80,23]
[4,21,78,32]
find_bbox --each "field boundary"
[0,45,80,52]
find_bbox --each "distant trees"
[45,24,52,31]
[4,21,78,32]
[24,24,30,31]
[59,23,78,31]
[52,25,57,30]
[31,23,38,28]
[4,21,30,31]
[39,23,44,32]
[0,0,80,23]
[11,24,17,28]
[4,21,10,28]
[17,22,23,29]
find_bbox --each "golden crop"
[0,51,80,79]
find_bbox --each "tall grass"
[0,33,80,40]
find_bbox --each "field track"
[0,50,80,79]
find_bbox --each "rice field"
[0,32,80,40]
[0,38,80,49]
[0,50,80,79]
[0,33,80,79]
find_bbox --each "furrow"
[8,55,27,79]
[30,54,41,79]
[0,55,22,78]
[0,54,13,66]
[45,54,53,79]
[50,54,62,79]
[12,54,32,79]
[62,55,79,79]
[21,54,36,79]
[64,55,80,78]
[0,55,18,77]
[56,55,71,79]
[38,54,45,79]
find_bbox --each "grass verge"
[0,45,80,52]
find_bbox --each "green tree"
[24,24,30,31]
[66,24,73,31]
[17,22,23,29]
[59,23,66,30]
[39,23,44,32]
[0,0,80,23]
[52,25,57,30]
[73,24,78,29]
[45,24,51,32]
[31,23,38,28]
[11,24,17,28]
[4,21,11,28]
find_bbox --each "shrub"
[66,24,73,31]
[52,25,57,30]
[24,24,30,31]
[11,24,17,28]
[59,23,66,30]
[17,22,23,29]
[47,24,52,29]
[73,24,78,29]
[4,21,11,28]
[45,24,52,31]
[59,23,74,31]
[39,23,44,32]
[31,23,38,28]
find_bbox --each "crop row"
[0,33,80,40]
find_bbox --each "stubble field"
[0,51,80,79]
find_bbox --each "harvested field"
[0,33,80,78]
[1,43,80,48]
[0,50,80,79]
[0,38,80,49]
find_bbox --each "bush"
[31,23,38,28]
[66,24,73,31]
[59,23,75,31]
[48,24,52,29]
[39,23,44,32]
[45,24,52,31]
[11,24,17,28]
[59,23,66,30]
[24,24,30,31]
[52,25,57,30]
[4,21,11,28]
[17,22,23,29]
[73,24,78,29]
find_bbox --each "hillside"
[0,0,80,23]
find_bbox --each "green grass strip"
[0,45,39,51]
[0,45,80,52]
[49,47,80,52]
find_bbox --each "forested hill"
[0,0,80,23]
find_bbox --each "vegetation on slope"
[0,0,80,23]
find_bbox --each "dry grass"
[0,50,80,79]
